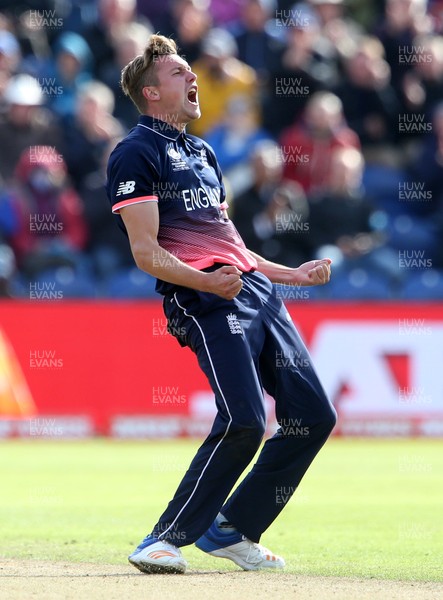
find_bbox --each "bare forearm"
[250,250,332,287]
[249,251,300,284]
[120,203,242,297]
[132,239,208,291]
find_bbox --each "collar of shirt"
[137,114,186,142]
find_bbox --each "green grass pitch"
[0,438,442,581]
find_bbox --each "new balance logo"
[116,180,136,196]
[226,313,243,335]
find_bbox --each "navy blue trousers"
[152,270,336,546]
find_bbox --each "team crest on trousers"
[226,313,243,335]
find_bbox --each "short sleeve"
[106,141,160,214]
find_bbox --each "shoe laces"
[241,536,271,565]
[162,539,182,556]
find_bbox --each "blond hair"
[121,34,178,113]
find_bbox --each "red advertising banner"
[1,301,442,437]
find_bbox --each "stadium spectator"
[232,140,311,266]
[403,102,443,267]
[189,28,259,137]
[230,0,283,84]
[0,74,61,182]
[408,101,443,203]
[0,0,439,298]
[279,91,360,195]
[375,0,433,88]
[209,0,244,26]
[428,0,443,33]
[241,181,311,266]
[262,2,339,136]
[37,31,92,118]
[0,170,18,297]
[205,94,272,195]
[0,29,21,83]
[309,0,345,27]
[308,0,362,60]
[334,36,400,146]
[61,80,124,190]
[166,0,213,64]
[82,0,142,78]
[12,8,53,68]
[400,34,443,122]
[307,147,391,271]
[308,0,344,29]
[98,21,153,129]
[0,242,16,297]
[79,140,134,280]
[7,146,87,278]
[232,140,282,224]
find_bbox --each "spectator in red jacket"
[8,146,87,277]
[279,91,360,195]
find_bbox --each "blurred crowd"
[1,0,443,300]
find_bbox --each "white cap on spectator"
[4,74,44,106]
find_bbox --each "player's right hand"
[204,265,243,300]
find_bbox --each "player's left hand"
[294,258,332,286]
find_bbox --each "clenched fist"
[203,265,243,300]
[295,258,332,286]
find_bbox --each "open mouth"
[187,87,198,105]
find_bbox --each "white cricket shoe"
[195,519,285,571]
[204,537,286,571]
[128,536,187,574]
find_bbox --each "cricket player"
[106,34,337,574]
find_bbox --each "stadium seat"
[362,165,407,215]
[103,267,158,299]
[326,267,393,300]
[8,273,28,298]
[32,267,97,299]
[399,269,443,300]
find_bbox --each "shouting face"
[143,54,200,130]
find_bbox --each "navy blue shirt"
[106,115,256,294]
